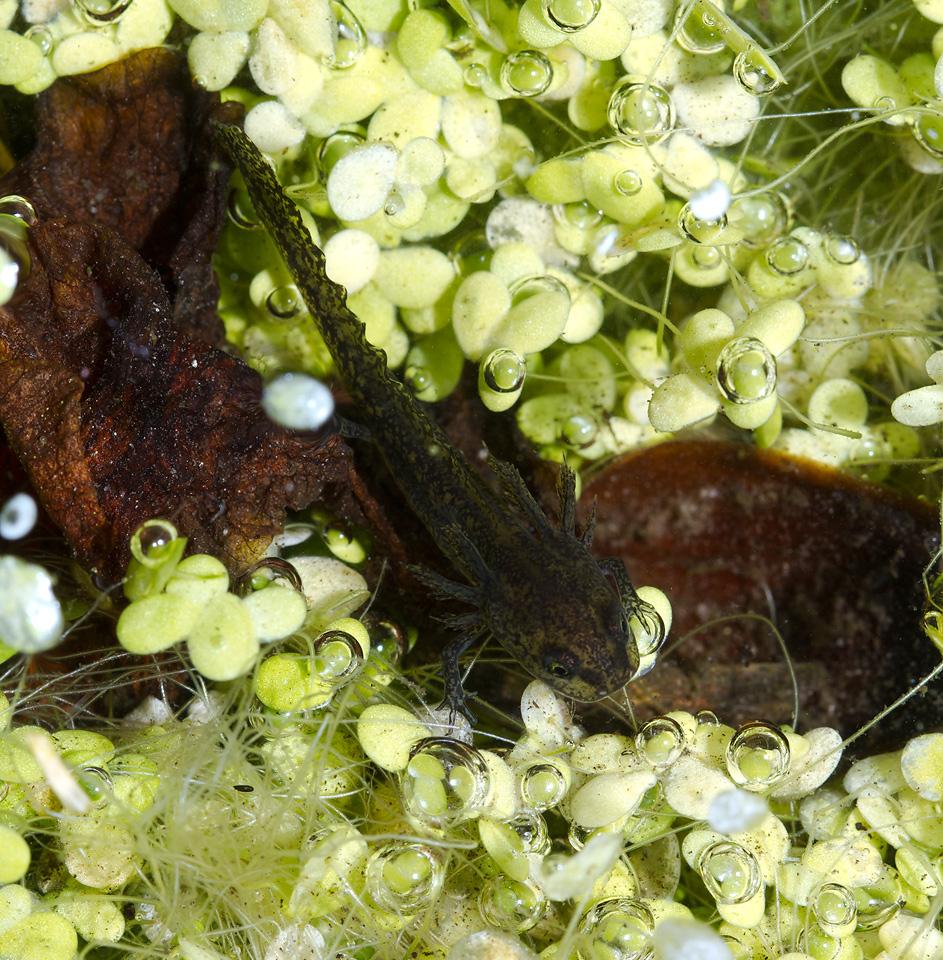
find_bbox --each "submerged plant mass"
[2,0,943,957]
[2,622,943,960]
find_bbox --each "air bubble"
[464,62,488,87]
[824,235,861,265]
[405,365,433,396]
[77,766,113,806]
[856,440,890,480]
[853,874,903,930]
[508,274,571,308]
[24,25,53,55]
[635,716,685,769]
[692,245,722,269]
[577,898,655,960]
[519,761,569,811]
[614,169,643,196]
[607,78,675,145]
[227,189,261,230]
[0,196,37,227]
[799,926,841,960]
[479,876,546,933]
[0,556,64,654]
[323,524,367,564]
[554,199,605,230]
[450,230,492,275]
[500,50,554,97]
[72,0,133,25]
[262,373,335,432]
[561,413,598,448]
[130,519,179,568]
[716,337,777,405]
[728,193,789,246]
[873,94,900,115]
[725,720,791,790]
[265,285,303,320]
[0,214,31,307]
[316,130,366,177]
[367,617,408,668]
[674,0,727,55]
[765,236,809,275]
[0,493,37,541]
[733,48,783,95]
[913,112,943,159]
[506,812,551,855]
[544,0,600,30]
[313,629,365,688]
[327,0,367,69]
[365,842,445,912]
[567,821,596,851]
[678,203,727,244]
[383,189,406,218]
[402,738,490,828]
[482,348,526,393]
[238,557,304,596]
[697,840,762,905]
[628,600,665,659]
[812,883,858,938]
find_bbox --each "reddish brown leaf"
[581,440,941,743]
[0,51,406,581]
[0,218,335,576]
[0,48,239,344]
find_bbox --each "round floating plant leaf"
[187,593,261,681]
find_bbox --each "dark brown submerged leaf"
[0,217,335,577]
[581,440,942,744]
[0,50,375,579]
[0,48,236,343]
[1,48,193,243]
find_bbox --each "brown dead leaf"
[0,218,340,577]
[580,440,942,745]
[0,50,406,580]
[0,47,238,343]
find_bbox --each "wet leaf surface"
[0,48,235,343]
[580,440,942,746]
[0,217,336,576]
[0,50,399,582]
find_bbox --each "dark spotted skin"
[216,124,656,709]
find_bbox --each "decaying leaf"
[0,48,236,343]
[580,440,942,743]
[0,50,400,580]
[0,217,331,576]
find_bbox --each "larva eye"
[544,656,570,679]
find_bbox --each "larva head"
[482,541,660,701]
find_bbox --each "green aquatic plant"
[2,600,943,959]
